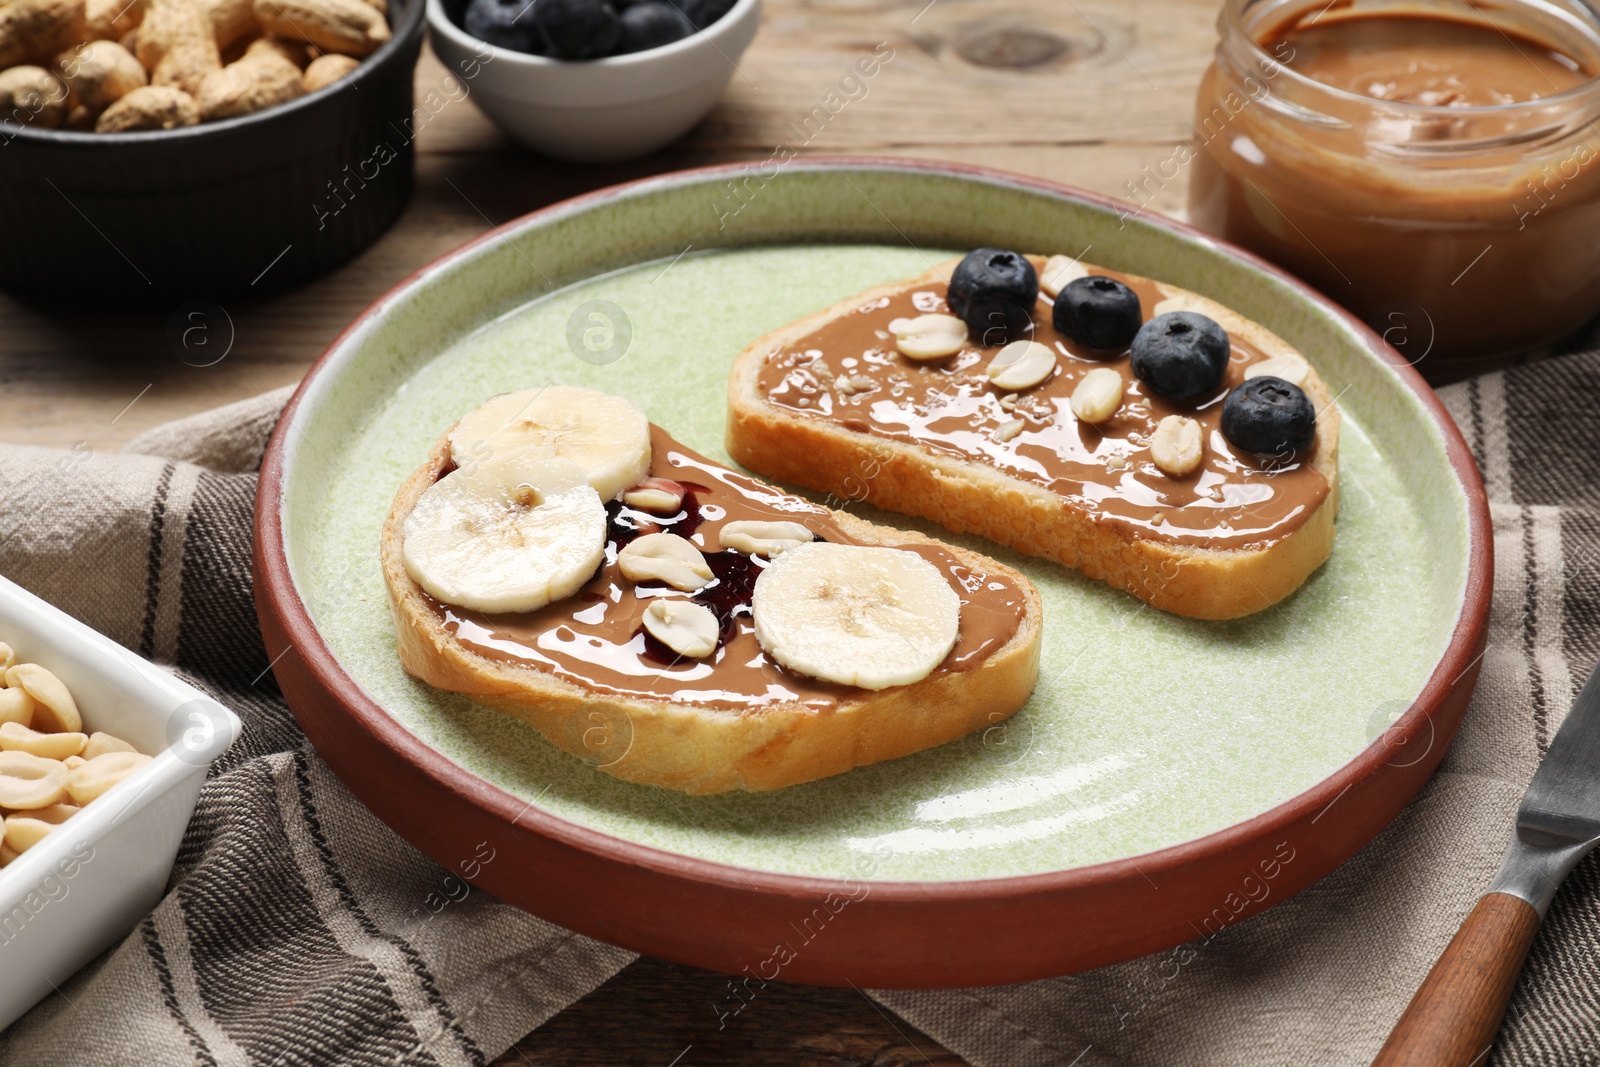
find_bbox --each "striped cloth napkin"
[1,351,1596,1065]
[0,388,633,1066]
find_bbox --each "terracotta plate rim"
[255,155,1492,903]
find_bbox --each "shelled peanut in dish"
[726,249,1341,620]
[0,643,151,869]
[380,386,1043,795]
[0,0,388,133]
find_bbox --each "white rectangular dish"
[0,574,239,1031]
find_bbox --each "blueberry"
[532,0,621,58]
[1053,275,1142,352]
[679,0,734,29]
[615,0,694,51]
[947,248,1039,345]
[1128,311,1230,400]
[463,0,544,52]
[1221,376,1316,456]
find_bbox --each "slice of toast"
[726,256,1341,620]
[381,428,1044,796]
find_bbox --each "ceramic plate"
[255,159,1490,986]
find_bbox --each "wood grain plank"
[687,0,1215,149]
[495,957,966,1067]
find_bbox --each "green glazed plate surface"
[283,169,1467,883]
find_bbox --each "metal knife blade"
[1488,656,1600,914]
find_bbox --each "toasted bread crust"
[726,258,1341,620]
[381,434,1044,795]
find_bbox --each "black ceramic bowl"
[0,0,425,306]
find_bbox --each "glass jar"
[1188,0,1600,374]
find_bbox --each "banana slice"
[752,543,961,691]
[402,451,606,614]
[448,386,651,501]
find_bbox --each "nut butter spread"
[426,427,1026,711]
[1189,2,1600,364]
[1278,14,1586,107]
[753,270,1331,552]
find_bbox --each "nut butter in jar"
[1188,0,1600,373]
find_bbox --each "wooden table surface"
[0,2,1208,1061]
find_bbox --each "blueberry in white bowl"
[428,0,761,161]
[1053,275,1142,352]
[532,0,622,57]
[464,0,544,52]
[616,1,695,52]
[453,0,738,56]
[1129,310,1230,400]
[681,0,736,28]
[947,248,1039,344]
[1222,376,1317,455]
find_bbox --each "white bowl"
[0,575,240,1030]
[427,0,761,162]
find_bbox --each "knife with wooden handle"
[1374,658,1600,1065]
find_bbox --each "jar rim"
[1220,0,1600,118]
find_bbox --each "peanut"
[55,39,147,111]
[82,731,136,759]
[253,0,387,57]
[0,842,18,867]
[0,751,69,810]
[1244,351,1311,388]
[1069,367,1124,425]
[117,23,136,50]
[300,47,353,90]
[0,642,15,672]
[137,0,220,95]
[1150,414,1204,478]
[4,803,77,853]
[620,477,687,516]
[196,32,300,118]
[641,600,719,659]
[889,313,967,361]
[718,520,815,558]
[95,82,198,128]
[197,0,255,48]
[617,533,714,592]
[992,418,1024,443]
[986,340,1057,392]
[84,0,145,39]
[246,32,307,65]
[5,664,80,733]
[66,750,152,804]
[4,817,53,853]
[0,721,86,760]
[1040,254,1089,297]
[0,687,34,728]
[0,0,86,67]
[0,64,68,126]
